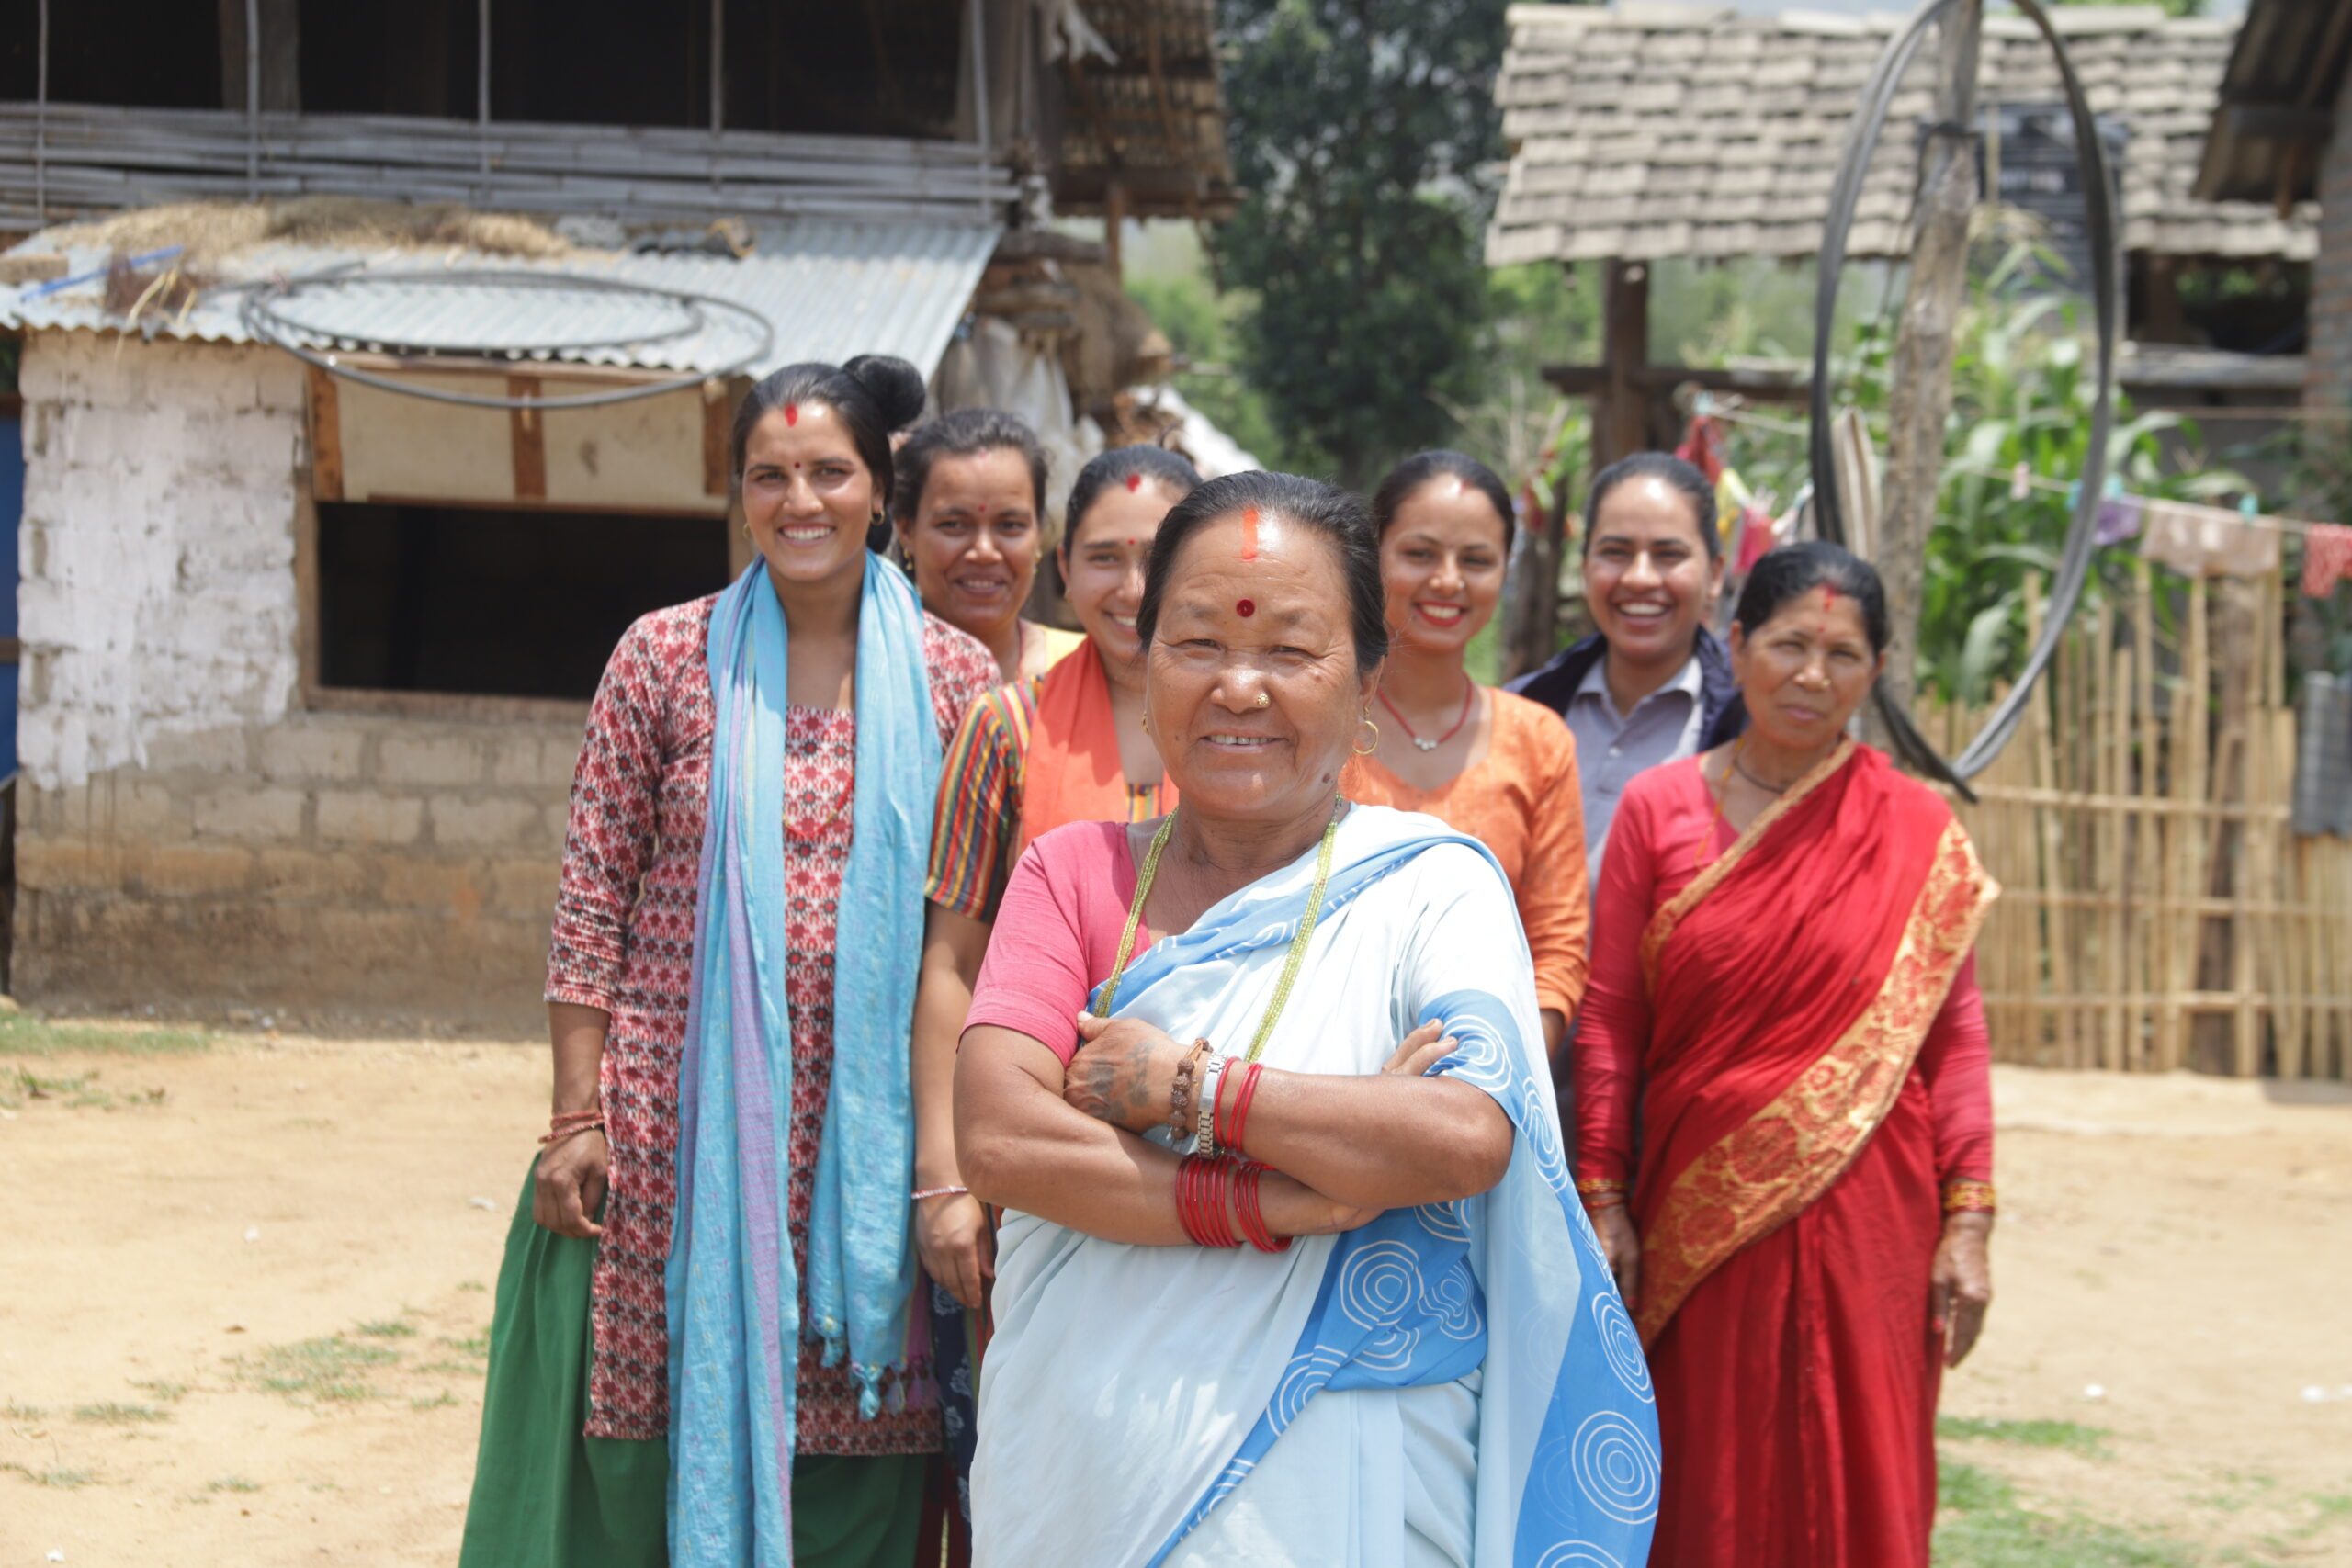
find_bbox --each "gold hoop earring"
[1352,714,1380,756]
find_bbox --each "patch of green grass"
[0,1066,170,1111]
[2,1461,95,1489]
[1937,1416,2112,1459]
[2,1400,46,1422]
[440,1330,491,1360]
[457,1280,487,1293]
[409,1391,458,1411]
[1935,1458,2192,1567]
[72,1400,167,1426]
[354,1319,417,1339]
[232,1335,401,1404]
[415,1359,483,1378]
[129,1378,188,1403]
[0,1012,215,1058]
[206,1476,261,1495]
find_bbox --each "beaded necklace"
[1093,797,1344,1065]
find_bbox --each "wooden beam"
[509,377,547,501]
[2224,103,2335,146]
[703,379,732,498]
[306,366,344,502]
[1542,362,1813,400]
[1596,259,1650,466]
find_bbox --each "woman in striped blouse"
[909,445,1203,1303]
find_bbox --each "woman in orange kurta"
[1577,542,1998,1568]
[1342,450,1588,1055]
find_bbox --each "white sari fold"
[973,807,1658,1568]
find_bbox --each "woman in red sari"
[1577,541,1997,1568]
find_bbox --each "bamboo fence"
[1931,564,2351,1081]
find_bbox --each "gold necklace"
[1694,740,1744,875]
[1094,798,1344,1065]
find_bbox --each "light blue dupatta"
[1001,809,1659,1568]
[666,555,941,1568]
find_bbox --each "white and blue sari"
[973,807,1659,1567]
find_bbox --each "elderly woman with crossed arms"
[953,471,1659,1568]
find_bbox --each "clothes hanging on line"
[2137,500,2281,580]
[2292,674,2352,839]
[2301,524,2352,599]
[2092,494,2143,547]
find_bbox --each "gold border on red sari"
[1634,817,1997,1348]
[1637,740,1857,993]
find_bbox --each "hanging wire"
[238,267,775,412]
[1807,0,2122,794]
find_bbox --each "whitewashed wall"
[16,334,305,790]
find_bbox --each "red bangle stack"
[1226,1063,1267,1155]
[1231,1161,1290,1254]
[1177,1155,1292,1253]
[1176,1156,1238,1248]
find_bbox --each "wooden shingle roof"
[1489,2,2316,265]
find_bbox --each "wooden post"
[1104,180,1127,280]
[1875,0,1982,720]
[1596,259,1651,467]
[220,0,299,113]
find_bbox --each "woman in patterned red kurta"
[460,356,997,1568]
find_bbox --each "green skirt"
[458,1162,929,1568]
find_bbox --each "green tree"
[1213,0,1509,487]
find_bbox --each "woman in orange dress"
[1577,541,1998,1567]
[1342,450,1588,1055]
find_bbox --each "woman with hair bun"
[892,408,1084,684]
[1577,542,1997,1568]
[459,355,1001,1568]
[1345,449,1591,1055]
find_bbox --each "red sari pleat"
[1646,1077,1943,1567]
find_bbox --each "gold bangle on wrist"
[1941,1179,1996,1215]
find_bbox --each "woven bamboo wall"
[1933,565,2351,1081]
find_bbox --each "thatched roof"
[1488,3,2316,266]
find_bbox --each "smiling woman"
[1344,451,1590,1055]
[1507,452,1746,892]
[458,355,1001,1568]
[891,409,1084,683]
[1576,542,1998,1568]
[952,470,1658,1568]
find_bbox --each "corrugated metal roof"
[1,220,1002,379]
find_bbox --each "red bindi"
[1240,504,1261,561]
[783,401,798,426]
[1125,473,1144,492]
[1236,598,1256,617]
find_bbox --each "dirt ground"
[2,1028,2348,1567]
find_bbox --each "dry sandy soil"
[1,1027,2347,1567]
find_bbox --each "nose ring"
[1251,692,1272,709]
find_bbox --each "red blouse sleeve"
[546,612,674,1012]
[1572,781,1662,1188]
[1917,953,1993,1184]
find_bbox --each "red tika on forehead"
[1236,598,1256,617]
[1125,472,1144,492]
[1240,503,1261,561]
[784,401,799,427]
